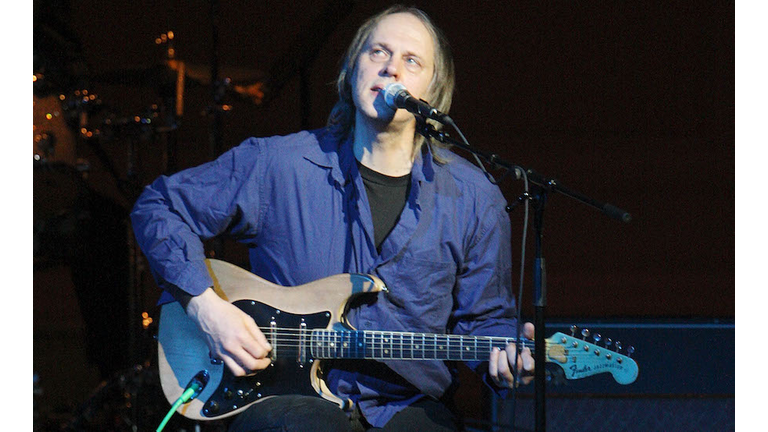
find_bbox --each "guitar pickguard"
[201,300,331,418]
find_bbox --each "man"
[131,5,534,431]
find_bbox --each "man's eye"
[405,57,422,69]
[370,49,388,59]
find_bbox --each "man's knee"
[229,395,351,432]
[285,396,349,427]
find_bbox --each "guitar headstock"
[545,331,639,385]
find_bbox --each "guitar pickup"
[270,316,278,361]
[298,320,308,365]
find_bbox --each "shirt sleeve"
[449,189,518,393]
[129,138,264,298]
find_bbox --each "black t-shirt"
[358,162,412,252]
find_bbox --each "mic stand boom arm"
[416,122,632,223]
[417,121,631,432]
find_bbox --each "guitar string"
[262,338,628,362]
[261,329,536,349]
[261,326,533,344]
[262,329,588,348]
[266,340,539,356]
[252,328,627,360]
[257,335,604,356]
[264,329,596,348]
[262,344,624,365]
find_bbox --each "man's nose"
[382,57,403,79]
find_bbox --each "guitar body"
[157,259,385,421]
[158,259,639,421]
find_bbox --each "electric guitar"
[157,259,639,421]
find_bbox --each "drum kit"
[33,1,357,427]
[33,24,262,432]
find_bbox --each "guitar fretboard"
[310,330,531,361]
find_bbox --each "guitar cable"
[440,117,531,430]
[156,370,210,432]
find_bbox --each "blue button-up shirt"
[130,128,517,426]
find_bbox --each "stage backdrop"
[33,1,734,429]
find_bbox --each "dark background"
[32,0,734,430]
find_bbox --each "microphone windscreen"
[383,83,407,109]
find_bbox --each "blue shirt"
[130,128,517,426]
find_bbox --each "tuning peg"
[627,346,635,358]
[570,325,578,337]
[615,341,622,352]
[605,338,612,349]
[581,329,590,340]
[593,333,602,345]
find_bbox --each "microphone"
[382,83,452,124]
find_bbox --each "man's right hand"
[185,287,273,376]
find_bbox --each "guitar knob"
[581,329,590,340]
[570,325,578,336]
[204,400,220,415]
[615,341,622,352]
[627,346,635,358]
[593,333,602,345]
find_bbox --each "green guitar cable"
[156,370,210,432]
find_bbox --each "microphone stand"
[416,121,631,432]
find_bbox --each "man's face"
[351,12,436,126]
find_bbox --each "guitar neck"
[309,329,533,362]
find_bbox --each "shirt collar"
[303,128,437,186]
[413,142,436,183]
[302,128,352,187]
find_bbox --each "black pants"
[227,395,459,432]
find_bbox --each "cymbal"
[166,60,263,86]
[91,63,187,87]
[91,60,265,104]
[91,60,263,88]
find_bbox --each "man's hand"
[185,288,273,376]
[488,322,535,387]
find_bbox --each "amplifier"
[467,320,735,431]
